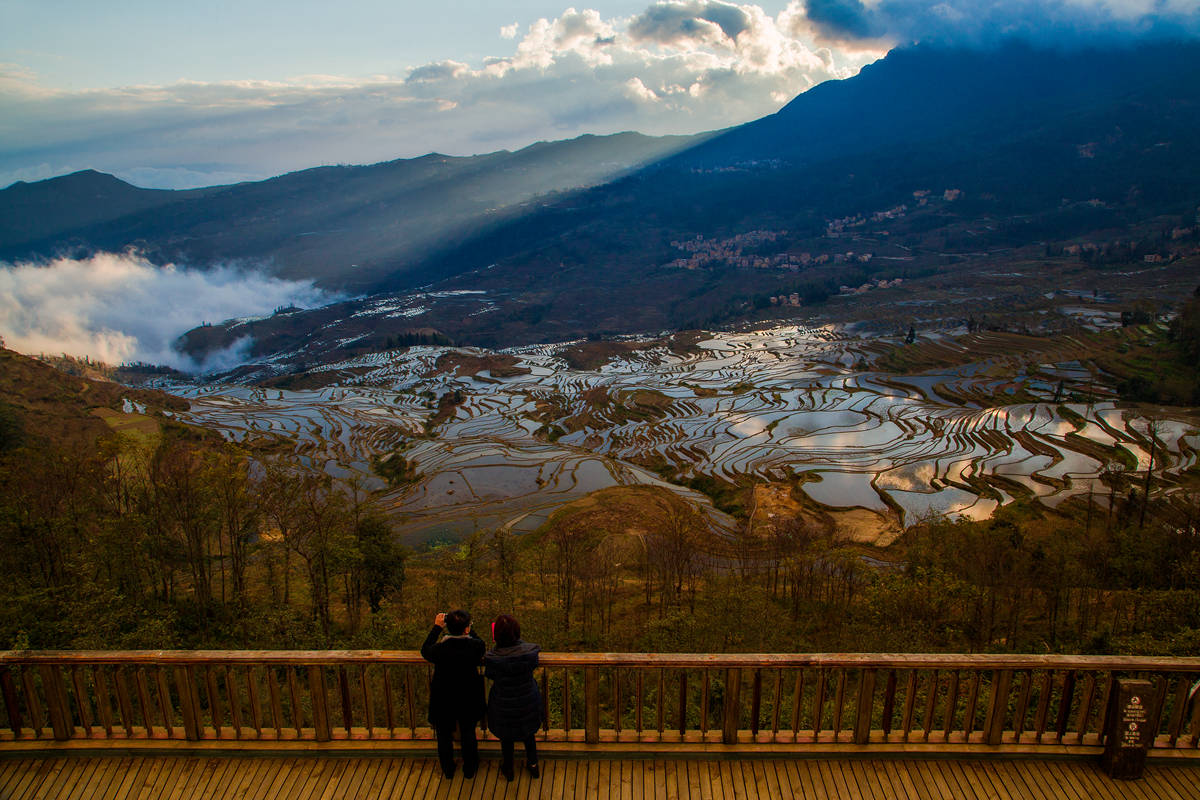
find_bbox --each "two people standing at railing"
[421,610,541,782]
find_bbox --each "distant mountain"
[0,132,701,291]
[0,170,220,252]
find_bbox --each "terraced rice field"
[170,326,1199,544]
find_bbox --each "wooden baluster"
[21,668,44,738]
[309,665,331,742]
[154,668,174,739]
[135,666,155,738]
[614,668,623,735]
[854,668,876,746]
[942,670,960,741]
[360,665,374,738]
[225,666,243,739]
[406,666,418,735]
[769,670,782,737]
[750,669,763,739]
[564,668,572,734]
[985,670,1013,746]
[789,670,805,740]
[656,668,665,735]
[204,662,223,738]
[813,669,827,739]
[113,668,134,738]
[1013,671,1032,743]
[921,670,939,742]
[70,667,94,737]
[657,671,667,738]
[900,670,917,742]
[963,672,981,740]
[721,668,741,745]
[174,667,200,741]
[287,667,303,734]
[93,667,113,738]
[1055,670,1076,743]
[680,670,690,737]
[1033,671,1053,742]
[832,669,847,740]
[246,667,263,739]
[1187,684,1200,748]
[1074,673,1097,745]
[1096,672,1115,746]
[267,668,284,738]
[338,666,353,734]
[541,669,550,736]
[382,666,396,737]
[585,667,599,744]
[39,665,73,741]
[701,670,710,738]
[0,666,22,738]
[635,671,643,734]
[1167,677,1192,747]
[881,669,897,741]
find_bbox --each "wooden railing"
[2,652,1199,753]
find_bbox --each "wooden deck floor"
[2,755,1198,800]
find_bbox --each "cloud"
[0,2,883,189]
[782,0,1200,46]
[500,23,521,39]
[0,253,334,372]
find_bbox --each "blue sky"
[2,1,1197,189]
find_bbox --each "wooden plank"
[1055,670,1076,743]
[155,667,174,739]
[854,668,876,745]
[359,665,373,738]
[92,666,114,738]
[963,671,981,740]
[175,667,200,741]
[381,666,395,735]
[267,667,283,737]
[113,668,134,738]
[832,669,847,740]
[920,670,939,742]
[749,670,761,738]
[134,667,155,737]
[225,666,243,740]
[204,666,224,738]
[881,669,897,740]
[287,667,303,733]
[789,670,804,739]
[900,670,918,743]
[1167,675,1192,746]
[586,666,600,744]
[1013,671,1033,743]
[985,670,1013,746]
[8,650,1200,672]
[246,667,263,739]
[812,669,827,739]
[69,666,93,736]
[2,665,25,737]
[1033,671,1053,743]
[721,668,740,745]
[942,670,961,741]
[337,666,353,735]
[1074,673,1097,745]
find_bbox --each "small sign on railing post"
[1102,678,1154,780]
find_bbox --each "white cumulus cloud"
[0,253,334,372]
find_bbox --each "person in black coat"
[421,609,485,779]
[484,614,542,781]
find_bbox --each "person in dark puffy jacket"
[484,614,542,781]
[421,609,486,779]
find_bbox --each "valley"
[168,319,1199,549]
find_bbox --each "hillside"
[0,132,701,291]
[170,40,1200,367]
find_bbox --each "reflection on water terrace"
[169,325,1199,542]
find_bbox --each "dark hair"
[492,614,521,647]
[446,609,471,635]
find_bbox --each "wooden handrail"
[2,651,1198,753]
[3,650,1200,670]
